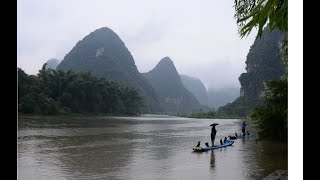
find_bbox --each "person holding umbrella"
[210,123,218,146]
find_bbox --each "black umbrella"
[210,123,219,126]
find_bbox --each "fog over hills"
[143,57,202,114]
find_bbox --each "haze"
[17,0,257,90]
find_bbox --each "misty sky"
[17,0,257,90]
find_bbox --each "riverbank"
[18,112,142,117]
[178,114,247,119]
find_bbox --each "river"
[18,114,287,180]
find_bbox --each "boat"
[243,133,253,138]
[192,140,235,152]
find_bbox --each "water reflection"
[53,132,137,179]
[210,150,215,168]
[251,141,288,179]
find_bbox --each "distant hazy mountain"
[57,27,160,112]
[180,74,208,106]
[45,58,60,70]
[142,57,201,114]
[217,26,285,117]
[207,87,239,110]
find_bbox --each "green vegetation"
[217,96,261,118]
[18,65,143,115]
[233,0,288,141]
[250,76,287,141]
[234,0,287,38]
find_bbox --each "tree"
[234,0,288,38]
[250,76,287,141]
[233,0,288,71]
[18,67,144,115]
[121,87,143,115]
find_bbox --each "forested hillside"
[57,27,160,112]
[217,27,285,117]
[143,57,202,114]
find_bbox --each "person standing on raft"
[210,123,218,146]
[241,121,247,136]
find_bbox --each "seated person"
[220,139,223,145]
[224,137,228,143]
[228,133,238,140]
[193,141,202,150]
[196,141,201,147]
[205,142,210,147]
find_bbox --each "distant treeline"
[18,64,144,115]
[182,111,216,119]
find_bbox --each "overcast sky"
[17,0,257,90]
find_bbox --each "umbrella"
[210,123,219,126]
